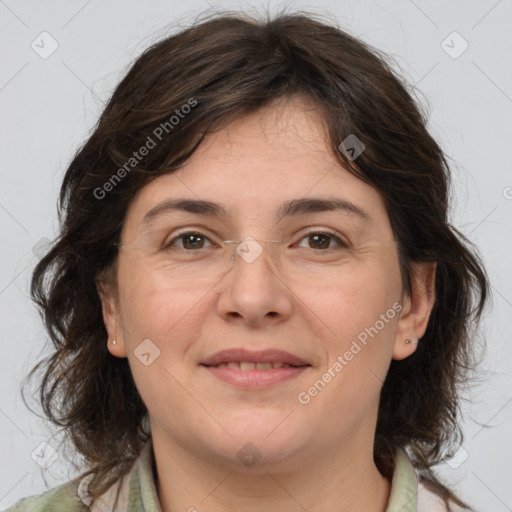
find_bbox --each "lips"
[200,348,312,389]
[200,348,310,368]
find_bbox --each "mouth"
[200,348,311,390]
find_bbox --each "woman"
[8,10,488,512]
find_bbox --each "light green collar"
[385,447,419,512]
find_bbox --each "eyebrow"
[142,197,371,225]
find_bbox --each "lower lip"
[201,365,310,390]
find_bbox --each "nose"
[215,238,293,327]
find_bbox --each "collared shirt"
[3,439,464,512]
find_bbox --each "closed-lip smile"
[200,348,311,390]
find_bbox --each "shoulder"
[417,482,468,512]
[2,480,87,512]
[3,441,147,512]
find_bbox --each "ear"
[393,262,436,360]
[96,272,127,358]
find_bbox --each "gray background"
[1,0,511,510]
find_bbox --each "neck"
[151,429,391,512]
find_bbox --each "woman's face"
[102,97,433,470]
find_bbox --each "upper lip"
[200,348,311,367]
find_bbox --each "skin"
[99,95,436,512]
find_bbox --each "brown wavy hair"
[24,8,489,510]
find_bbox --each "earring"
[405,338,418,344]
[111,340,117,345]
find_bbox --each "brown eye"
[164,232,213,250]
[308,233,331,249]
[298,231,347,250]
[182,233,205,249]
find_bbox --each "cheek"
[116,264,226,384]
[295,277,399,436]
[117,263,205,338]
[312,259,400,340]
[116,267,208,414]
[306,258,401,388]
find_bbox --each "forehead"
[123,98,388,230]
[183,96,335,175]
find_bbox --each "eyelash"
[163,229,349,251]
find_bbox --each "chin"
[199,414,315,470]
[209,437,307,473]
